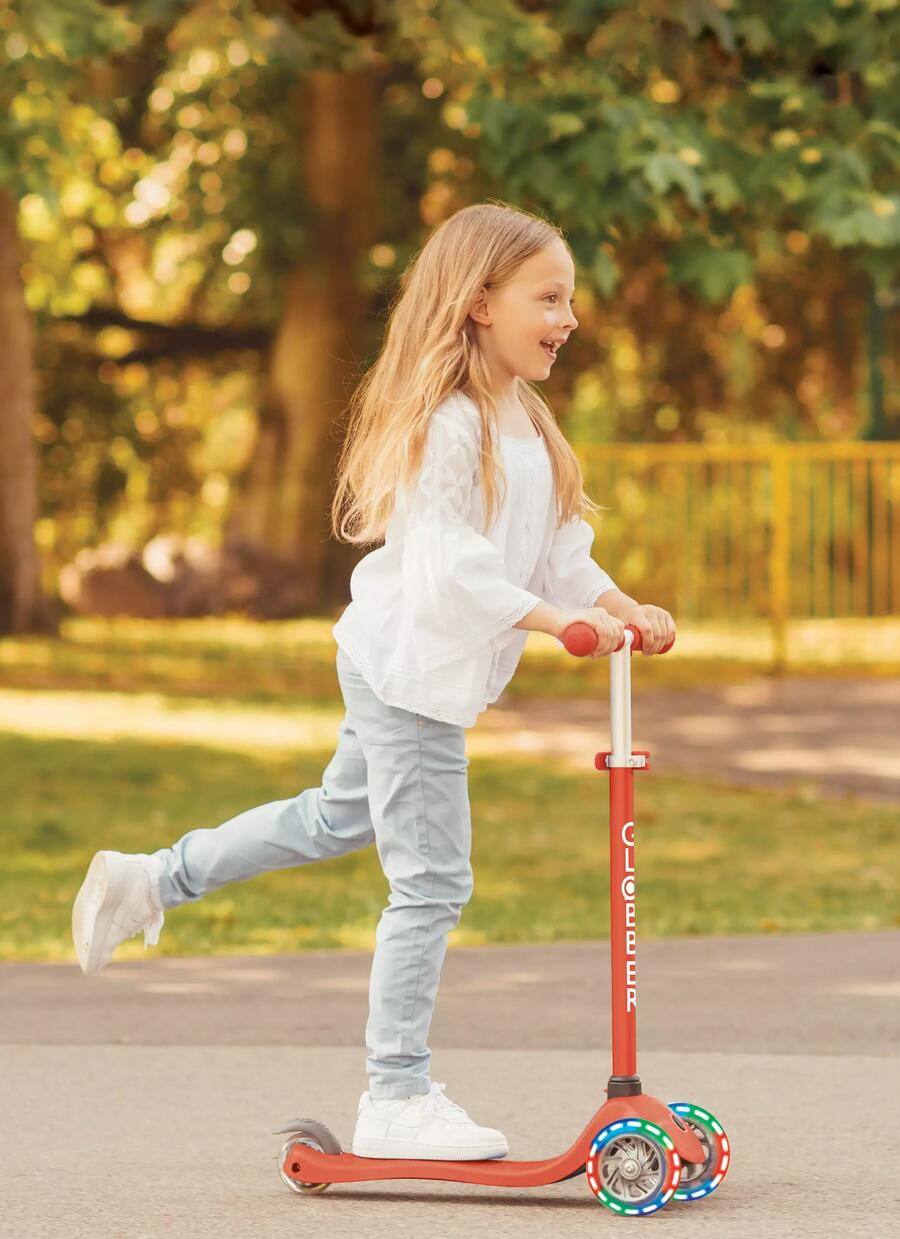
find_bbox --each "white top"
[332,389,617,727]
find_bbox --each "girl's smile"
[469,237,578,394]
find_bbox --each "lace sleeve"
[539,515,617,612]
[395,405,542,672]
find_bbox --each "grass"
[2,614,897,963]
[2,614,899,704]
[2,726,897,964]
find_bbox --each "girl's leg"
[336,650,473,1100]
[150,707,374,909]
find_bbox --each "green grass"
[2,614,897,962]
[2,614,900,706]
[2,727,897,964]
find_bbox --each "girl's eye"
[545,294,575,306]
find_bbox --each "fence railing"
[580,441,900,669]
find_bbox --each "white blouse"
[332,389,617,727]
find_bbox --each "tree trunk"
[0,186,56,635]
[225,68,380,611]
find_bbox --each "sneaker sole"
[351,1139,508,1161]
[72,851,128,974]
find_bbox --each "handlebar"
[561,621,676,658]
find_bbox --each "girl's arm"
[398,405,546,666]
[517,589,676,659]
[592,587,641,620]
[536,515,643,635]
[539,516,618,614]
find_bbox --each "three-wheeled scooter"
[274,621,731,1214]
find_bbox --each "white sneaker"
[72,850,166,974]
[352,1082,509,1161]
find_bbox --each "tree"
[4,0,898,632]
[0,185,53,631]
[0,0,141,633]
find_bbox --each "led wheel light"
[585,1118,682,1215]
[667,1102,731,1201]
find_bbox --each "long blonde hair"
[331,200,608,546]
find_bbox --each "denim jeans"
[150,645,474,1100]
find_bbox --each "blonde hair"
[331,200,608,547]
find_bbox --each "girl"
[72,201,675,1162]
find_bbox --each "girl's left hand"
[621,603,676,655]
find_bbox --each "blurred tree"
[1,0,381,622]
[3,0,899,633]
[421,0,899,439]
[433,0,900,296]
[0,0,142,634]
[0,184,52,632]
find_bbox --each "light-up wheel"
[585,1118,682,1215]
[667,1102,731,1201]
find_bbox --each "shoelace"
[140,856,165,949]
[417,1082,468,1119]
[142,908,164,949]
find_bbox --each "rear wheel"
[274,1118,341,1195]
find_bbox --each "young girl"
[72,201,675,1162]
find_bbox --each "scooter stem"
[608,627,636,764]
[595,627,650,1097]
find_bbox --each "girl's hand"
[556,606,626,657]
[620,603,676,655]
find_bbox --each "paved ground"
[473,675,900,803]
[4,675,897,1235]
[3,930,899,1238]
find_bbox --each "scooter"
[274,622,731,1215]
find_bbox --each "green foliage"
[429,0,900,297]
[8,0,899,304]
[643,153,703,209]
[2,723,897,962]
[667,239,754,301]
[2,0,898,567]
[11,0,126,63]
[591,247,619,296]
[6,0,898,303]
[0,1,152,196]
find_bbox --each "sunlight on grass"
[60,615,337,648]
[2,615,899,711]
[651,838,724,863]
[2,727,897,964]
[0,686,338,751]
[2,614,898,964]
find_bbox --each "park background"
[1,0,898,965]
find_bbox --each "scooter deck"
[280,1092,704,1187]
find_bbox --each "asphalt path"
[473,675,900,804]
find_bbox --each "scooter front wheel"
[667,1102,731,1201]
[585,1119,682,1216]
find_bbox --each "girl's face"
[469,238,579,387]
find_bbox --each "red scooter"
[275,623,731,1215]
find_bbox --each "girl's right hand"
[556,607,626,658]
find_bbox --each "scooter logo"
[622,821,636,1013]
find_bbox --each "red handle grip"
[561,621,675,658]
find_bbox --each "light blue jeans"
[150,645,474,1100]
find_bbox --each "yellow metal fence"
[581,442,900,668]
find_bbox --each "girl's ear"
[469,286,491,327]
